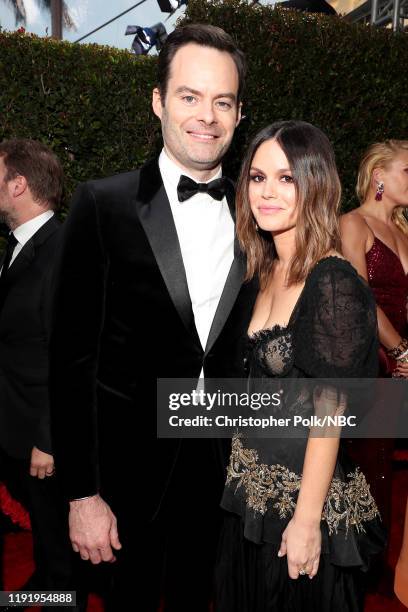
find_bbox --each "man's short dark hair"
[157,23,246,105]
[0,139,63,210]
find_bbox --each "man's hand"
[30,446,55,479]
[69,494,122,564]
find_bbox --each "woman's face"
[249,139,298,234]
[378,150,408,207]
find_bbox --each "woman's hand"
[278,516,321,579]
[393,359,408,377]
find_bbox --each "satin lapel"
[4,217,60,287]
[0,237,35,314]
[204,186,246,355]
[134,158,199,342]
[2,240,35,286]
[0,250,6,271]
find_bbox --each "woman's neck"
[361,194,397,225]
[272,228,296,270]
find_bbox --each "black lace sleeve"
[295,258,379,379]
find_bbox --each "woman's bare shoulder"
[340,208,369,230]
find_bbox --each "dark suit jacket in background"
[0,216,61,458]
[0,217,83,603]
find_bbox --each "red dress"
[366,236,408,345]
[355,237,408,530]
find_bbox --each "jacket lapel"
[134,158,199,343]
[204,187,246,355]
[0,216,60,311]
[4,216,60,287]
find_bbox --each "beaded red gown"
[350,236,408,530]
[366,236,408,346]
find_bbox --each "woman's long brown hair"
[236,121,342,288]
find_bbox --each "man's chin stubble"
[0,211,16,228]
[186,145,230,168]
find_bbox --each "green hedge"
[0,0,407,231]
[0,30,158,208]
[185,1,407,210]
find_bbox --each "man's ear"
[152,87,163,120]
[9,175,27,199]
[236,102,243,127]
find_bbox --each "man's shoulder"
[82,158,160,199]
[85,168,142,195]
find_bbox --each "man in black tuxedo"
[0,139,83,609]
[50,24,257,611]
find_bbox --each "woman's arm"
[278,437,339,579]
[279,259,379,578]
[278,386,343,579]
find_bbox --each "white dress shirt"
[159,149,235,352]
[1,210,54,272]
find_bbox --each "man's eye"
[217,101,232,110]
[182,96,196,104]
[250,174,264,183]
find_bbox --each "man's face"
[0,157,13,225]
[152,43,241,174]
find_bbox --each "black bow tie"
[177,175,229,203]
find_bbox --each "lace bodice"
[249,326,294,376]
[247,256,378,380]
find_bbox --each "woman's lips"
[258,206,282,213]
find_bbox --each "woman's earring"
[375,181,384,201]
[255,222,259,232]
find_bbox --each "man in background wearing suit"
[50,24,256,611]
[0,139,83,609]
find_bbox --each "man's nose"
[195,100,216,125]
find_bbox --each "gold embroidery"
[226,435,380,534]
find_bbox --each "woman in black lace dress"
[215,121,386,612]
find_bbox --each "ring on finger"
[298,566,309,576]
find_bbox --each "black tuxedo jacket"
[50,159,257,519]
[0,216,61,459]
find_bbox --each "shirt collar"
[159,148,222,191]
[13,210,54,247]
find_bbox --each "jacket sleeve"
[49,182,108,499]
[35,243,59,456]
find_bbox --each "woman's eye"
[281,175,294,183]
[250,174,264,183]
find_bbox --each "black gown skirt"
[215,512,367,612]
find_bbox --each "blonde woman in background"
[340,139,408,591]
[341,140,408,377]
